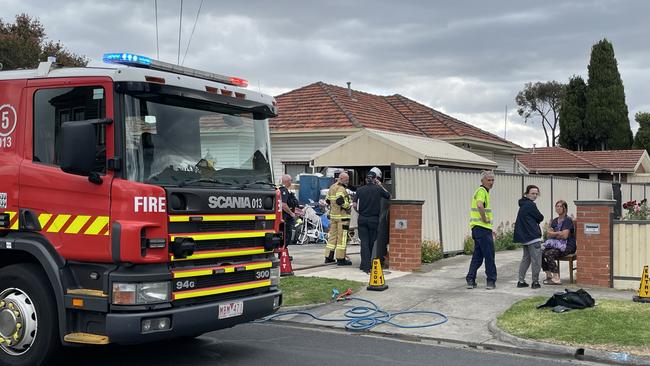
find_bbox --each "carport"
[310,129,497,170]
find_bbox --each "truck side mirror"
[60,118,112,183]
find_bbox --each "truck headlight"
[112,282,171,305]
[270,267,280,287]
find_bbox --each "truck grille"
[169,220,275,233]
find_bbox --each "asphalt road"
[63,322,603,366]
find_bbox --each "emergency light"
[102,52,248,87]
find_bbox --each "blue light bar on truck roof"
[102,52,248,87]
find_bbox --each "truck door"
[19,78,115,262]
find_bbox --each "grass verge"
[497,297,650,355]
[279,276,364,307]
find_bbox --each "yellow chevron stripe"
[38,213,52,229]
[8,211,18,230]
[47,214,71,233]
[171,247,268,261]
[169,214,276,223]
[65,215,91,234]
[173,280,271,300]
[85,216,109,235]
[170,230,273,242]
[172,261,273,279]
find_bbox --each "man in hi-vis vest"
[324,172,353,266]
[466,170,497,290]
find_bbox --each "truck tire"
[0,264,61,366]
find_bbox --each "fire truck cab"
[0,53,283,366]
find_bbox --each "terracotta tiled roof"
[517,147,646,173]
[270,82,518,147]
[577,150,645,172]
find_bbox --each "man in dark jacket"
[354,169,391,273]
[513,185,544,289]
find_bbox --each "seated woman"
[542,200,576,285]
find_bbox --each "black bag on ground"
[537,289,595,310]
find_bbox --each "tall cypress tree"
[585,39,633,150]
[559,76,588,150]
[634,112,650,154]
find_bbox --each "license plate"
[218,301,244,319]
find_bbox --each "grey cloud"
[3,0,649,146]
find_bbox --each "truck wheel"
[0,264,61,366]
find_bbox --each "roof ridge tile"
[318,82,364,129]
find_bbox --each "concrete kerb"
[488,319,650,366]
[266,315,617,364]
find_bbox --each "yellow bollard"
[633,265,650,303]
[367,258,388,291]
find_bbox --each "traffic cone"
[279,246,294,277]
[633,265,650,303]
[367,258,388,291]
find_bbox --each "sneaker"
[466,281,477,289]
[324,257,336,264]
[531,281,541,289]
[486,282,496,290]
[516,281,529,288]
[337,259,353,266]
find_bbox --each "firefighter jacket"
[327,182,351,220]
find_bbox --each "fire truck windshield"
[122,94,273,187]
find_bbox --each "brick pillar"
[388,200,423,271]
[575,200,615,288]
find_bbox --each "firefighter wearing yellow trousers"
[324,172,353,266]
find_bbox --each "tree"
[559,76,588,150]
[0,14,87,70]
[584,38,632,150]
[634,112,650,154]
[516,81,565,147]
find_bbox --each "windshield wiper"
[240,181,276,189]
[179,178,234,187]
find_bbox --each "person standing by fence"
[513,185,544,289]
[466,171,497,290]
[355,168,391,273]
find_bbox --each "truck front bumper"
[105,290,282,344]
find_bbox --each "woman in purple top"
[542,200,576,285]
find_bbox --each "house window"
[33,86,106,172]
[284,161,309,179]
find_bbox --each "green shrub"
[421,240,443,263]
[464,221,520,255]
[463,235,474,255]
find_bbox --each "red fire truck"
[0,53,283,366]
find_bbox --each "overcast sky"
[3,0,649,147]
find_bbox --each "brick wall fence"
[575,199,615,288]
[388,200,423,271]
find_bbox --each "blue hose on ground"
[257,297,448,332]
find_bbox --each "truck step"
[64,333,110,345]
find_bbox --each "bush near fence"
[463,222,520,255]
[421,240,444,263]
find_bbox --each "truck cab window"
[33,86,106,172]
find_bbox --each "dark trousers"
[358,215,379,271]
[542,248,564,273]
[283,216,295,247]
[466,226,497,284]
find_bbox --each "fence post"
[435,167,443,247]
[598,181,601,198]
[576,178,579,199]
[550,176,554,219]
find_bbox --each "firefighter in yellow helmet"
[324,172,352,265]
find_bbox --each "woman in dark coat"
[513,185,544,289]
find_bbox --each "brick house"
[516,147,650,182]
[269,82,526,180]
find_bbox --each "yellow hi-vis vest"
[327,182,351,220]
[470,186,492,230]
